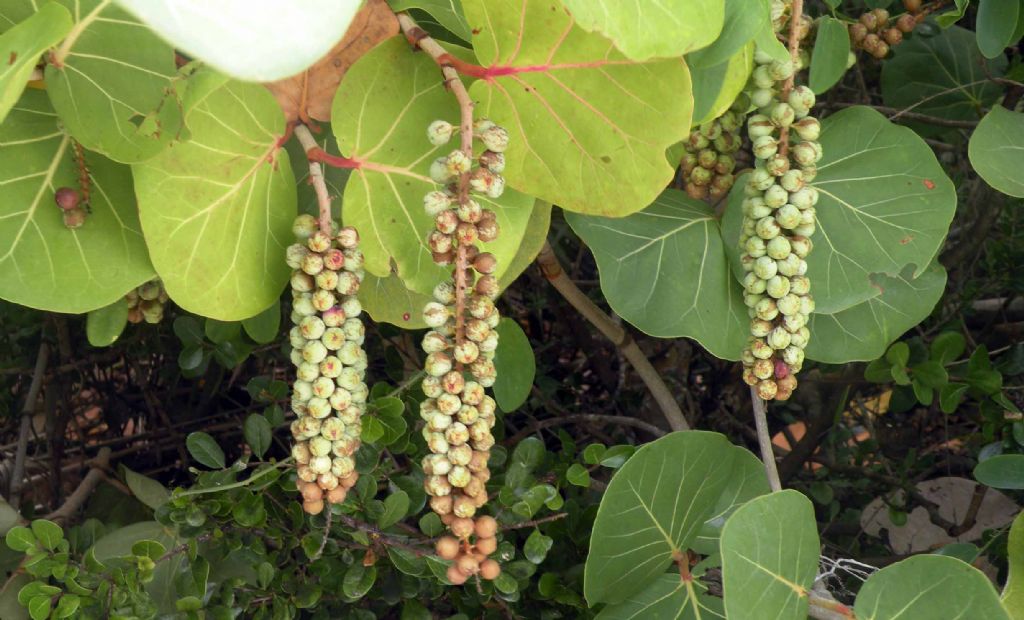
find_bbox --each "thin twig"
[10,343,49,509]
[508,413,666,444]
[44,447,111,524]
[536,242,690,432]
[294,124,334,234]
[831,103,978,128]
[751,387,782,492]
[504,512,568,531]
[311,506,333,561]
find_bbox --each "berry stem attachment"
[294,124,335,235]
[778,0,804,158]
[751,386,782,492]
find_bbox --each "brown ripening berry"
[326,487,348,504]
[300,482,323,502]
[903,0,922,12]
[62,206,87,229]
[479,559,501,580]
[303,499,324,515]
[685,182,708,200]
[451,517,475,539]
[474,515,498,538]
[871,9,889,28]
[127,307,144,324]
[475,275,499,298]
[883,28,902,46]
[896,13,916,33]
[436,536,461,560]
[446,565,469,585]
[55,187,81,210]
[849,22,868,44]
[871,41,890,59]
[473,252,496,274]
[475,536,497,555]
[432,250,455,266]
[859,12,878,31]
[862,33,881,52]
[456,554,479,575]
[435,210,458,234]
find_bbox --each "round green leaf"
[0,3,73,124]
[133,70,295,320]
[86,299,129,347]
[241,301,280,344]
[185,431,225,469]
[721,490,819,620]
[976,0,1019,59]
[560,0,724,60]
[0,90,155,313]
[969,105,1024,197]
[112,0,361,82]
[568,189,747,360]
[492,318,535,412]
[806,262,947,363]
[808,17,850,95]
[595,574,723,620]
[45,0,185,163]
[854,555,1009,619]
[565,463,591,487]
[331,37,535,295]
[882,26,1006,124]
[30,519,62,550]
[465,0,693,215]
[243,414,272,459]
[691,42,753,127]
[5,526,36,552]
[584,431,739,605]
[974,454,1024,489]
[687,0,768,69]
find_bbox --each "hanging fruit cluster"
[680,106,743,201]
[419,118,504,585]
[285,214,368,515]
[738,50,820,402]
[849,1,923,59]
[125,279,169,324]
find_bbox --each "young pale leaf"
[882,26,1005,125]
[584,431,738,605]
[806,263,947,363]
[560,0,724,60]
[0,3,72,124]
[113,0,361,82]
[854,555,1009,619]
[492,318,535,412]
[595,574,724,620]
[134,70,295,320]
[185,432,225,469]
[969,106,1024,197]
[808,17,849,94]
[976,0,1020,59]
[86,300,129,347]
[0,91,155,313]
[721,490,819,620]
[1002,512,1024,613]
[464,0,692,215]
[687,0,769,69]
[45,0,185,163]
[974,454,1024,489]
[690,43,753,127]
[568,190,747,360]
[331,37,535,295]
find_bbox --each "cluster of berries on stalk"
[125,279,168,324]
[286,214,368,515]
[419,117,506,584]
[738,50,820,402]
[849,1,924,59]
[681,106,743,201]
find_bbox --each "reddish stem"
[306,147,363,170]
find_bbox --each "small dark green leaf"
[204,319,241,344]
[378,491,410,528]
[176,596,202,612]
[565,464,591,487]
[977,0,1020,58]
[6,526,35,552]
[342,565,376,599]
[186,432,225,469]
[243,414,273,459]
[86,301,129,347]
[30,520,62,551]
[178,346,205,371]
[940,382,969,413]
[523,529,554,564]
[974,454,1024,489]
[242,301,280,344]
[599,445,636,469]
[388,546,426,576]
[809,17,850,94]
[912,360,948,389]
[419,513,443,537]
[930,332,966,364]
[53,594,80,619]
[582,443,606,465]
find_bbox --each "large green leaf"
[559,0,724,60]
[976,0,1019,59]
[44,0,186,163]
[969,105,1024,197]
[804,106,956,313]
[567,190,747,360]
[113,0,361,82]
[595,574,724,619]
[721,490,819,620]
[692,445,770,554]
[881,25,1006,124]
[687,0,768,69]
[133,70,294,320]
[854,555,1009,619]
[464,0,693,216]
[806,262,947,363]
[808,17,849,95]
[0,90,155,312]
[86,299,128,346]
[1003,512,1024,613]
[331,37,534,295]
[584,431,738,605]
[690,43,753,127]
[0,3,72,124]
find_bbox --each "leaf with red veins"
[330,37,535,295]
[461,0,693,216]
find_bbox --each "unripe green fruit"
[291,271,314,293]
[766,275,790,299]
[479,125,509,153]
[430,157,452,183]
[753,358,775,380]
[312,289,336,312]
[425,474,452,497]
[310,455,332,475]
[320,356,342,378]
[789,187,818,210]
[748,168,775,192]
[690,166,713,186]
[750,338,773,360]
[770,103,795,128]
[457,405,479,425]
[783,346,804,367]
[767,236,791,260]
[775,204,801,229]
[425,351,453,377]
[793,117,820,141]
[790,275,811,296]
[783,311,806,333]
[752,65,775,89]
[332,456,355,477]
[755,298,779,321]
[293,380,314,401]
[752,135,779,160]
[757,379,778,400]
[342,249,364,271]
[768,327,792,350]
[309,436,333,457]
[764,184,788,208]
[751,88,775,109]
[768,59,795,81]
[292,214,318,240]
[341,297,361,319]
[801,296,815,315]
[744,199,773,220]
[754,256,778,279]
[745,236,767,258]
[765,154,790,177]
[780,170,804,193]
[747,114,774,138]
[792,142,819,167]
[423,190,452,217]
[312,376,335,399]
[744,272,767,294]
[788,86,815,114]
[423,302,449,328]
[480,150,505,173]
[308,397,332,419]
[777,293,801,316]
[300,316,326,340]
[750,318,773,338]
[777,254,802,277]
[427,120,455,146]
[445,150,472,176]
[329,387,352,411]
[755,216,781,240]
[800,165,818,183]
[338,341,362,365]
[302,340,328,364]
[793,223,816,237]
